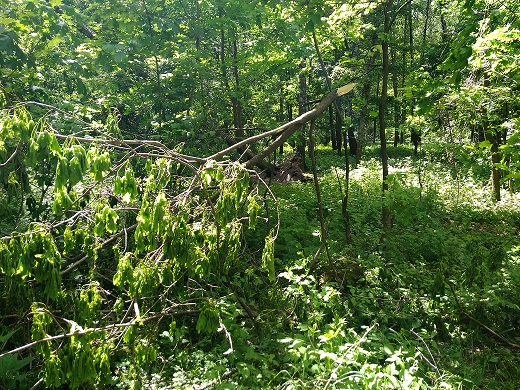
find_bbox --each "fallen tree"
[0,83,354,389]
[208,83,356,171]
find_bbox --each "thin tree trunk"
[380,0,393,235]
[392,48,399,147]
[279,87,285,154]
[374,74,380,143]
[298,62,308,170]
[231,38,244,138]
[312,28,344,155]
[335,109,343,154]
[359,82,369,144]
[441,14,448,43]
[329,105,336,149]
[343,128,352,245]
[219,27,232,128]
[483,75,501,201]
[308,119,332,265]
[409,6,414,66]
[401,16,407,144]
[420,0,431,62]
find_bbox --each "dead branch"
[448,281,520,349]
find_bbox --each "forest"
[0,0,519,388]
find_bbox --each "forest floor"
[132,143,520,389]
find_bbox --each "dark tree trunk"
[379,0,393,234]
[231,38,244,137]
[335,108,343,154]
[409,6,414,65]
[391,48,400,148]
[359,82,370,143]
[411,129,421,155]
[298,62,308,170]
[279,86,285,155]
[329,105,336,149]
[420,0,431,63]
[373,74,380,143]
[483,75,501,202]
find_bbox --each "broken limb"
[207,84,355,169]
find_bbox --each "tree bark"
[392,47,400,147]
[380,0,393,234]
[298,62,308,170]
[483,75,501,202]
[231,38,244,138]
[421,0,431,63]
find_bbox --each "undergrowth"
[4,144,519,389]
[136,144,519,389]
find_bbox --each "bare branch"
[0,140,22,167]
[0,321,135,359]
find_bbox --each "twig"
[323,322,378,390]
[0,321,135,359]
[61,224,137,275]
[410,329,441,377]
[0,140,22,167]
[447,281,520,348]
[29,378,44,390]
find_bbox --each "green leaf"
[152,192,167,233]
[0,354,34,377]
[479,140,492,149]
[261,229,276,282]
[68,156,83,187]
[76,77,87,96]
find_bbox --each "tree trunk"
[312,28,343,155]
[359,82,369,144]
[329,105,336,149]
[409,5,414,65]
[335,108,343,154]
[380,0,393,234]
[279,85,285,154]
[483,75,501,202]
[231,38,244,138]
[308,119,332,263]
[298,62,308,170]
[343,131,352,244]
[233,84,355,170]
[373,74,380,143]
[392,47,399,148]
[420,0,431,63]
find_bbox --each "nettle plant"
[0,104,274,388]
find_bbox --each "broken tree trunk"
[207,84,355,171]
